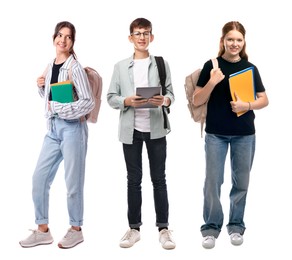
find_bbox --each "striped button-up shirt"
[39,55,94,128]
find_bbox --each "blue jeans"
[201,133,255,238]
[123,129,169,229]
[32,117,88,227]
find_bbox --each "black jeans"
[123,129,169,229]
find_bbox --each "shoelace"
[231,233,241,239]
[161,230,174,242]
[26,229,38,238]
[123,230,136,241]
[64,229,75,238]
[204,236,215,241]
[29,229,45,235]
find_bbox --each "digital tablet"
[135,86,161,108]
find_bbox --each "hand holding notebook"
[229,67,256,116]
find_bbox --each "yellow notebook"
[229,67,256,117]
[50,80,74,103]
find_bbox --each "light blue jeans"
[201,133,255,238]
[32,117,88,227]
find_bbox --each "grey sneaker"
[159,229,176,250]
[58,228,84,249]
[230,233,243,246]
[19,229,54,248]
[202,235,216,249]
[119,229,140,248]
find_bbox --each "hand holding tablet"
[135,86,162,108]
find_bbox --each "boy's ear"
[128,35,133,43]
[150,34,154,42]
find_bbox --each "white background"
[1,0,290,259]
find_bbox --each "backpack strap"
[155,56,166,93]
[199,58,218,137]
[155,56,169,129]
[42,64,50,78]
[68,59,76,82]
[211,58,218,69]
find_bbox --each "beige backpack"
[184,58,218,137]
[69,61,103,123]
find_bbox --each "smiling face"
[53,27,73,56]
[129,26,154,57]
[223,29,245,59]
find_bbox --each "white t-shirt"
[133,57,151,132]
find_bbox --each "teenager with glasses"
[193,21,269,249]
[107,17,176,250]
[131,31,151,38]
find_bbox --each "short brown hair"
[129,18,152,34]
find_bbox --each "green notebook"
[50,80,74,103]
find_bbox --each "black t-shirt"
[49,62,64,101]
[197,56,265,135]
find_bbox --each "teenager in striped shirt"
[20,21,94,249]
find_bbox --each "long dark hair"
[53,21,77,59]
[218,21,248,61]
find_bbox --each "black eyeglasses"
[131,31,151,39]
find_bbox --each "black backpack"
[155,56,169,129]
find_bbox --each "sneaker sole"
[202,243,215,249]
[231,240,243,246]
[162,244,176,250]
[119,238,140,248]
[19,240,54,248]
[58,239,84,249]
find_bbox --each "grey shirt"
[107,55,175,144]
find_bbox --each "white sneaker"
[159,229,176,250]
[58,228,84,249]
[230,233,243,246]
[202,235,215,249]
[19,229,54,248]
[119,229,140,248]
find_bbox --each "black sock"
[132,227,140,232]
[158,227,168,232]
